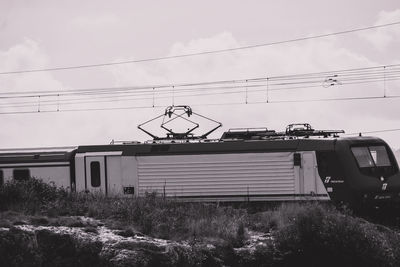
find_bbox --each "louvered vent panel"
[137,152,295,197]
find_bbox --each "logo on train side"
[324,176,344,184]
[382,183,388,191]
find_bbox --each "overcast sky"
[0,0,400,149]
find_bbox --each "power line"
[0,63,399,111]
[1,75,399,109]
[267,64,400,80]
[0,63,399,100]
[1,21,400,75]
[346,129,400,135]
[268,95,400,103]
[1,93,400,115]
[0,72,399,109]
[0,84,267,108]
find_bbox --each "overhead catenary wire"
[345,129,400,135]
[0,72,399,110]
[12,72,396,99]
[1,75,400,109]
[1,93,400,115]
[0,84,268,108]
[0,63,399,112]
[0,63,399,100]
[1,21,400,75]
[1,64,400,114]
[2,64,400,97]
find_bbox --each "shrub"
[274,203,399,267]
[4,178,400,267]
[0,178,68,213]
[0,227,42,267]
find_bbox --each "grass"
[0,179,248,244]
[2,178,400,266]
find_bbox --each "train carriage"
[0,147,76,188]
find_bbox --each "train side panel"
[0,148,76,189]
[0,163,71,188]
[74,152,138,196]
[105,156,138,196]
[136,151,329,201]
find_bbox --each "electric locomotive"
[0,105,399,208]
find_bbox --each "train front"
[335,137,400,208]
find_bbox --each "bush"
[36,187,249,244]
[274,203,399,267]
[4,179,400,266]
[0,227,42,267]
[0,178,68,213]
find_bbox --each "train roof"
[0,136,389,162]
[0,146,77,163]
[75,136,388,156]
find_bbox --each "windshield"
[351,145,391,168]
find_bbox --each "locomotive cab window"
[351,145,391,168]
[13,169,30,181]
[90,161,101,187]
[369,146,391,167]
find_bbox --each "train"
[0,105,399,207]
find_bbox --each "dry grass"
[0,179,248,245]
[2,178,400,266]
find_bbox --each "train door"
[85,156,107,194]
[106,156,122,195]
[303,152,317,195]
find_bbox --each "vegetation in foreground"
[1,178,400,266]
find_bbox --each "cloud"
[111,31,375,84]
[109,31,400,147]
[359,9,400,50]
[0,39,156,148]
[0,40,72,148]
[109,31,380,109]
[0,39,64,92]
[69,14,120,29]
[0,39,47,72]
[0,25,399,149]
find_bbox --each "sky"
[0,0,400,149]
